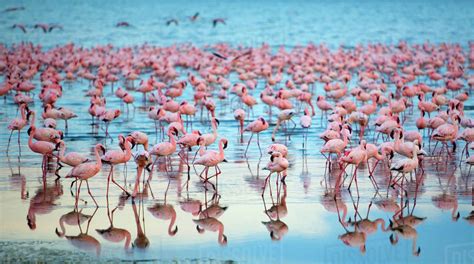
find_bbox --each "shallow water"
[1,0,474,263]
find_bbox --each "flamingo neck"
[375,218,387,231]
[59,144,66,160]
[451,202,458,219]
[58,215,66,236]
[28,129,35,149]
[124,142,132,160]
[219,141,225,159]
[169,132,176,146]
[342,132,348,146]
[30,112,36,126]
[411,147,418,162]
[218,224,225,244]
[94,146,102,167]
[21,106,27,120]
[168,212,176,236]
[124,231,132,250]
[412,237,418,255]
[144,141,149,151]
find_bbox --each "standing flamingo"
[244,117,269,156]
[65,144,106,207]
[300,108,312,148]
[234,108,246,142]
[101,135,133,197]
[7,103,29,154]
[194,138,228,189]
[150,127,178,174]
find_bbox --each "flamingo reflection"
[262,183,288,241]
[347,197,388,235]
[147,180,178,236]
[337,193,367,254]
[26,180,63,230]
[193,189,228,245]
[431,170,460,221]
[60,207,101,256]
[132,199,149,249]
[55,209,93,237]
[95,204,132,251]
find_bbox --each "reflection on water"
[0,2,474,262]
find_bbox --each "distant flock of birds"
[7,6,226,34]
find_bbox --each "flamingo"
[244,117,269,156]
[150,127,178,174]
[56,140,89,176]
[300,108,312,148]
[262,151,289,196]
[127,131,149,151]
[7,103,29,154]
[101,135,133,197]
[337,140,369,196]
[65,144,106,207]
[27,126,60,173]
[234,108,246,142]
[431,114,460,156]
[390,142,420,188]
[27,110,63,143]
[131,150,151,198]
[271,109,296,141]
[194,138,228,188]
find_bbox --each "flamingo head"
[27,126,35,136]
[169,127,179,136]
[27,215,36,230]
[221,138,228,149]
[213,118,220,127]
[196,225,205,234]
[196,137,204,146]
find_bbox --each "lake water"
[0,0,473,263]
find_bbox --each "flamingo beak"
[170,226,178,236]
[196,225,204,234]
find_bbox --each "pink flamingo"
[150,127,178,174]
[337,140,368,196]
[244,117,269,156]
[194,138,228,189]
[66,144,106,207]
[300,108,312,148]
[262,151,289,196]
[431,115,460,156]
[234,108,246,142]
[390,143,420,188]
[27,126,60,174]
[131,150,151,198]
[27,111,63,142]
[7,103,29,154]
[101,135,133,197]
[127,131,149,151]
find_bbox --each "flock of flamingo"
[2,40,474,255]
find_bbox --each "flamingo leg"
[6,130,13,154]
[244,133,254,156]
[17,131,21,156]
[75,180,83,208]
[85,180,98,207]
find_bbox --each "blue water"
[0,0,474,263]
[1,0,474,48]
